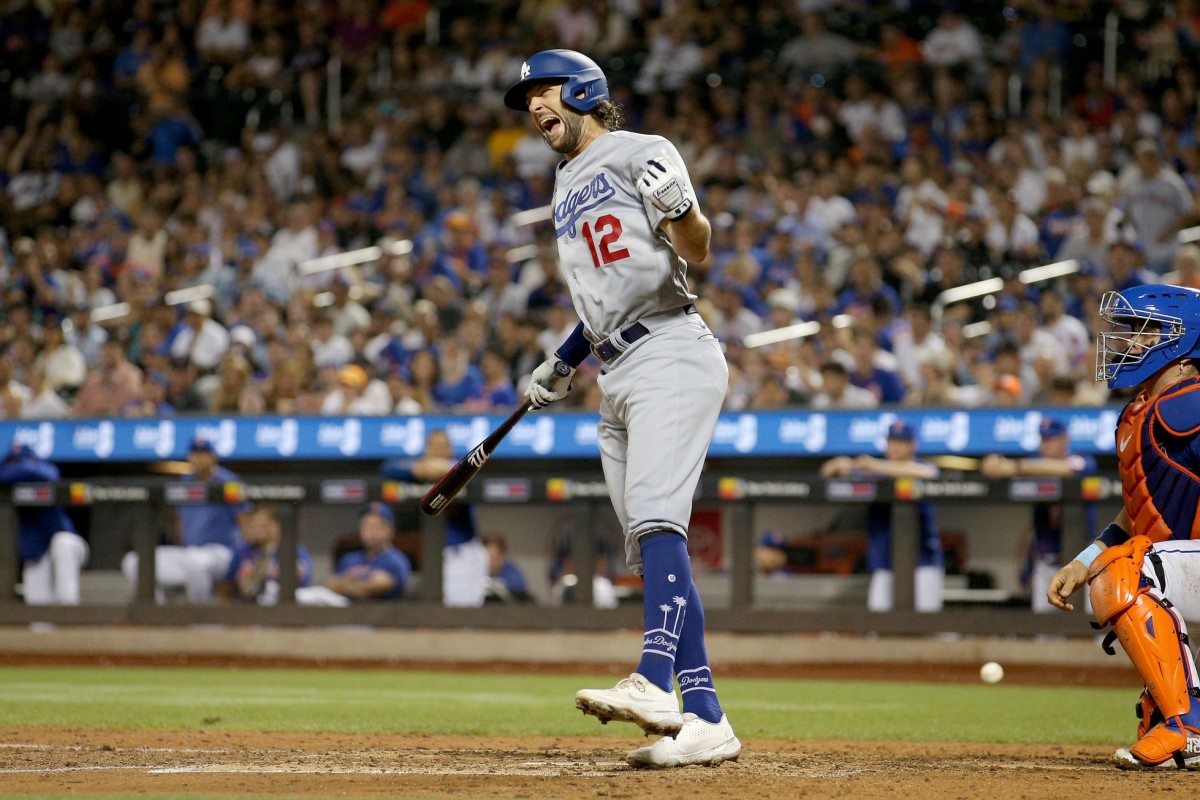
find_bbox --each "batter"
[505,49,740,769]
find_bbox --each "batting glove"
[638,151,694,221]
[526,358,575,409]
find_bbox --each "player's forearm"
[664,208,711,263]
[857,458,938,479]
[1012,458,1080,477]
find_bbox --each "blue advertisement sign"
[0,407,1120,463]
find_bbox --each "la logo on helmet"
[521,62,531,79]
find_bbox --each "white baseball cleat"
[574,673,683,736]
[626,713,742,769]
[1113,737,1200,770]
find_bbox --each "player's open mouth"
[540,116,562,136]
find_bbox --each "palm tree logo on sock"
[644,596,687,658]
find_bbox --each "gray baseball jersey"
[552,131,697,340]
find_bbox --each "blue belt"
[592,305,693,363]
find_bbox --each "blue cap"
[1040,417,1068,438]
[6,443,33,461]
[887,420,916,441]
[759,531,787,549]
[361,501,395,527]
[189,436,216,454]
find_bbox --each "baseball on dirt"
[979,661,1004,684]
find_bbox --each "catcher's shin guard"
[1090,537,1200,766]
[1111,592,1200,765]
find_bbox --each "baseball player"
[1048,284,1200,769]
[981,416,1097,614]
[0,444,89,605]
[505,49,740,768]
[122,436,250,603]
[820,420,944,612]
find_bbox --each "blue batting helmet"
[1096,285,1200,389]
[503,49,609,113]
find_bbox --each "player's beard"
[545,111,585,154]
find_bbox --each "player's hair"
[248,502,280,522]
[594,99,623,131]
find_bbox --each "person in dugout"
[820,420,943,612]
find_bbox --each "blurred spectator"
[73,338,143,417]
[168,299,230,372]
[981,415,1096,612]
[0,444,88,605]
[755,531,790,578]
[820,420,943,613]
[812,359,878,410]
[296,502,411,606]
[1117,138,1196,273]
[216,503,314,605]
[122,437,250,604]
[320,363,391,415]
[483,534,532,604]
[380,429,488,607]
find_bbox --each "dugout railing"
[0,469,1115,638]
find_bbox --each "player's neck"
[1145,364,1199,396]
[564,123,607,161]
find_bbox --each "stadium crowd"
[0,0,1196,420]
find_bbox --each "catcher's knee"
[1088,536,1153,626]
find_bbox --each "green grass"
[0,665,1131,746]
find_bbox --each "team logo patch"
[554,172,617,238]
[520,61,530,79]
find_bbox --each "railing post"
[419,511,444,603]
[569,500,597,607]
[0,490,18,604]
[892,500,918,611]
[133,503,157,604]
[277,502,299,605]
[729,501,754,611]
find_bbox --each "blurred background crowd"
[0,0,1196,420]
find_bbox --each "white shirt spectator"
[197,14,249,57]
[311,332,354,368]
[171,318,230,371]
[319,379,392,416]
[921,16,984,68]
[986,213,1040,258]
[253,223,319,303]
[22,385,70,419]
[39,344,87,392]
[806,194,856,234]
[838,97,906,144]
[331,300,372,338]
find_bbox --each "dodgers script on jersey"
[553,131,697,340]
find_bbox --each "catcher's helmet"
[503,49,609,113]
[1096,284,1200,389]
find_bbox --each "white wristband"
[1073,542,1104,568]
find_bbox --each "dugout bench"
[0,469,1117,638]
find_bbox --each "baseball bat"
[419,402,533,516]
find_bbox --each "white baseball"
[979,661,1004,684]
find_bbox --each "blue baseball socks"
[635,532,724,724]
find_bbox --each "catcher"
[1048,284,1200,769]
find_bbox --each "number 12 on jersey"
[582,214,630,268]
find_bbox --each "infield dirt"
[0,726,1182,800]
